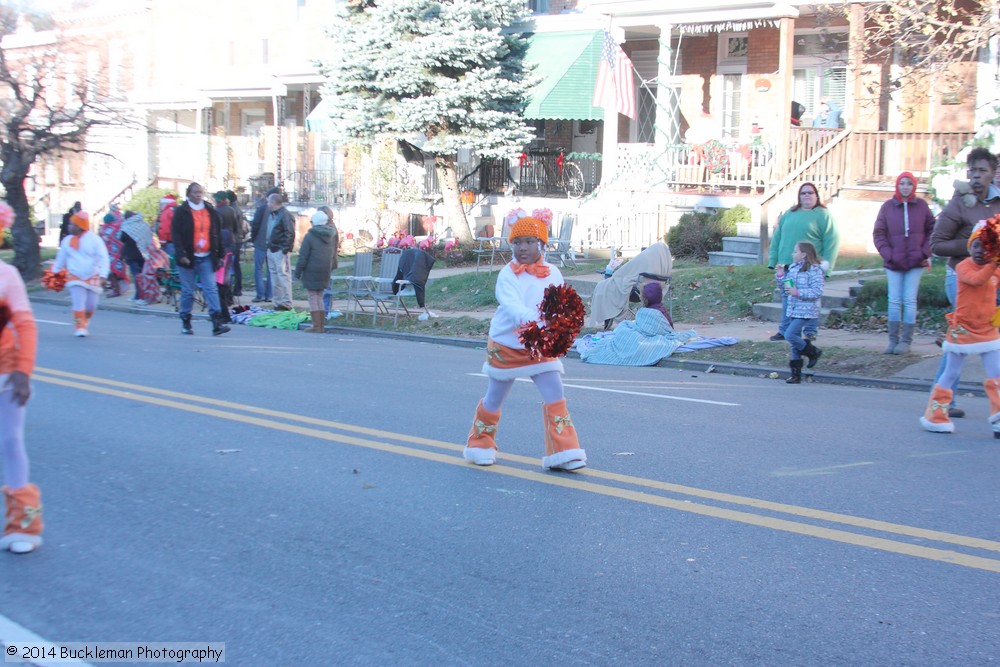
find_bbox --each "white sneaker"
[8,540,36,554]
[462,446,496,466]
[74,328,88,337]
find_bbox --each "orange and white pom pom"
[0,201,13,230]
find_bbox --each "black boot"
[786,359,803,384]
[211,312,231,336]
[181,314,193,335]
[802,341,822,369]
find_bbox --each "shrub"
[666,208,737,259]
[123,187,176,223]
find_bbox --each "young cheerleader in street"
[51,211,110,337]
[0,203,44,553]
[921,221,1000,435]
[783,241,825,384]
[463,213,586,470]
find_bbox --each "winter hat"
[508,216,548,245]
[642,281,663,307]
[160,193,176,206]
[310,211,329,227]
[103,213,115,224]
[71,211,90,232]
[895,171,918,202]
[214,191,228,203]
[225,190,238,204]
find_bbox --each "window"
[792,29,848,126]
[717,32,748,68]
[720,74,742,139]
[527,0,548,13]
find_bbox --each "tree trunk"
[1,155,41,281]
[434,154,473,245]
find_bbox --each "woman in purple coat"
[872,172,936,354]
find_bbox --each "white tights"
[938,350,1000,389]
[0,386,29,489]
[69,285,99,312]
[482,371,565,413]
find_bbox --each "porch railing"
[614,141,776,193]
[284,170,357,206]
[847,131,974,182]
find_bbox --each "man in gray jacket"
[263,193,296,311]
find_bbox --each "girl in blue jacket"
[784,242,825,383]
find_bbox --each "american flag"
[592,30,636,120]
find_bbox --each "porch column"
[272,93,283,186]
[773,16,794,181]
[654,22,676,148]
[600,105,620,187]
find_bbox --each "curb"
[31,294,975,396]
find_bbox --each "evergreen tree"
[316,0,536,243]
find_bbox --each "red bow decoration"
[518,152,529,168]
[556,151,565,176]
[517,284,585,359]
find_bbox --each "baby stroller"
[588,242,673,330]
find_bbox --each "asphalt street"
[2,302,998,666]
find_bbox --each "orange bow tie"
[510,260,550,278]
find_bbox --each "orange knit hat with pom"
[508,216,548,245]
[70,211,90,232]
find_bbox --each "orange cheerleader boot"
[919,385,954,434]
[1,484,44,554]
[72,310,88,337]
[463,401,500,466]
[983,378,1000,439]
[541,399,587,471]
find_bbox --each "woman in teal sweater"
[767,182,840,341]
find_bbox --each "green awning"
[523,30,604,121]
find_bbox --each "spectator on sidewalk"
[782,242,825,384]
[226,189,246,295]
[249,186,281,303]
[767,182,840,343]
[929,147,1000,418]
[295,210,338,332]
[171,182,231,336]
[873,172,936,354]
[59,201,81,244]
[263,193,296,311]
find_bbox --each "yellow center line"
[33,367,1000,573]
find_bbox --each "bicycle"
[514,149,586,199]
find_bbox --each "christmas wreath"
[517,284,585,359]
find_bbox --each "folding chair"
[391,248,436,326]
[362,250,403,325]
[329,249,373,317]
[474,219,511,273]
[545,214,577,268]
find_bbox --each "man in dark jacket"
[263,192,296,311]
[249,186,280,302]
[171,182,230,336]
